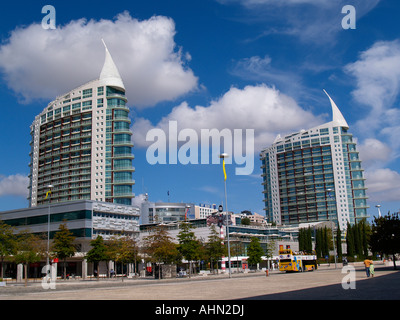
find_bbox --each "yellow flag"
[223,159,227,181]
[45,190,52,199]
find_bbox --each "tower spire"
[99,39,125,91]
[323,89,349,129]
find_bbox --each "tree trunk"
[64,259,67,280]
[24,264,28,287]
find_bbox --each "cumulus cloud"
[345,40,400,152]
[357,138,392,168]
[0,174,29,197]
[345,40,400,114]
[0,11,198,108]
[131,193,148,208]
[131,84,323,151]
[365,168,400,202]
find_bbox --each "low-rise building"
[0,200,140,279]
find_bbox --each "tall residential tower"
[28,43,135,207]
[260,91,368,231]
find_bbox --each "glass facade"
[30,108,93,206]
[276,145,336,225]
[261,121,369,229]
[29,79,135,206]
[105,87,134,205]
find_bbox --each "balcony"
[112,179,135,185]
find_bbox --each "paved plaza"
[0,263,399,300]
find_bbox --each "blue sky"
[0,0,399,221]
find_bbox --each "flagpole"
[219,153,231,278]
[46,185,54,267]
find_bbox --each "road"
[0,264,399,300]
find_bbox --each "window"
[320,128,329,135]
[108,98,126,107]
[82,88,92,99]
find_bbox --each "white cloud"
[132,84,323,151]
[218,0,380,44]
[131,193,148,208]
[365,168,400,202]
[0,12,198,108]
[218,0,333,7]
[0,174,29,197]
[345,40,400,114]
[357,138,392,168]
[345,39,400,164]
[230,55,303,96]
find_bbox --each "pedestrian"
[369,262,375,278]
[363,258,373,277]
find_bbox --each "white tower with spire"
[260,90,368,230]
[28,41,135,207]
[99,39,125,91]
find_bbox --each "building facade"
[195,203,218,219]
[140,201,196,225]
[28,43,134,207]
[0,200,140,246]
[0,200,140,279]
[260,91,368,231]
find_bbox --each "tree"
[52,223,76,279]
[315,228,322,258]
[241,217,251,225]
[361,219,370,257]
[86,235,108,279]
[336,225,342,261]
[322,227,330,259]
[177,222,201,277]
[315,226,332,261]
[354,220,362,256]
[298,227,313,253]
[346,221,355,258]
[206,225,226,274]
[116,236,141,277]
[142,225,181,271]
[345,219,371,260]
[14,231,46,286]
[369,213,400,270]
[0,221,16,279]
[247,237,264,269]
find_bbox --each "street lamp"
[219,153,231,278]
[375,205,382,218]
[326,188,337,269]
[46,184,54,267]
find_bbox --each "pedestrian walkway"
[1,264,399,300]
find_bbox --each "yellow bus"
[278,249,318,272]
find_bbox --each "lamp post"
[326,188,337,269]
[219,153,231,278]
[375,205,382,218]
[46,184,54,267]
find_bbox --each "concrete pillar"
[82,259,88,280]
[53,262,58,278]
[109,261,114,276]
[17,264,23,282]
